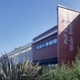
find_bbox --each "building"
[1,5,80,65]
[32,26,58,65]
[57,5,80,64]
[32,5,80,65]
[8,43,32,65]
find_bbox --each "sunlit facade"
[8,43,32,65]
[1,5,80,65]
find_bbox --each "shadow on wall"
[58,6,80,64]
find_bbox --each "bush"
[40,48,80,80]
[0,53,42,80]
[0,48,80,80]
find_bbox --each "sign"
[58,5,80,64]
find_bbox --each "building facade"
[8,43,32,65]
[1,5,80,65]
[32,5,80,65]
[57,5,80,64]
[32,26,58,65]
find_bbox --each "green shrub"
[40,47,80,80]
[0,53,42,80]
[0,47,80,80]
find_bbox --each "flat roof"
[33,25,57,41]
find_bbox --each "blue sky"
[0,0,80,54]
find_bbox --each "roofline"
[33,29,58,44]
[58,4,80,13]
[33,26,57,40]
[7,42,32,56]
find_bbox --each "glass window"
[45,42,48,47]
[39,45,42,49]
[36,46,39,50]
[42,44,45,48]
[53,38,57,44]
[49,40,53,45]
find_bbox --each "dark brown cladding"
[58,5,80,65]
[32,26,58,64]
[32,5,80,65]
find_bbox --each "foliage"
[19,62,42,80]
[40,48,80,80]
[0,48,80,80]
[0,53,42,80]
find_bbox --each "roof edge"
[58,4,80,13]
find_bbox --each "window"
[53,38,57,44]
[49,40,53,45]
[36,46,39,50]
[36,38,57,50]
[45,42,48,47]
[39,45,42,49]
[42,43,45,48]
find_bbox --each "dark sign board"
[57,5,80,64]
